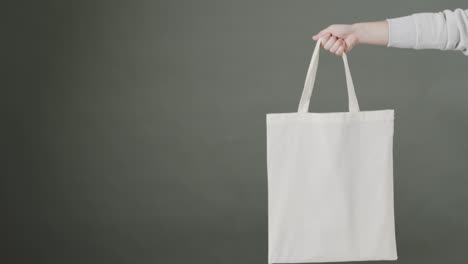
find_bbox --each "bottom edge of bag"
[269,255,398,263]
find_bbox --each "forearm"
[352,21,389,46]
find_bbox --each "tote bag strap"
[297,38,360,113]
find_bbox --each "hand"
[312,21,389,56]
[312,24,359,56]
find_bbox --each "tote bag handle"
[297,38,360,113]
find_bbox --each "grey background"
[5,0,468,263]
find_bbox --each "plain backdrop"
[5,0,468,263]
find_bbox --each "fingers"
[323,36,338,50]
[335,45,345,56]
[318,34,332,46]
[344,35,358,53]
[312,33,347,56]
[313,24,357,55]
[329,38,343,53]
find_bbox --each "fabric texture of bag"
[266,39,398,263]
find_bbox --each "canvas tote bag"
[266,39,398,263]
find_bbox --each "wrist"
[351,21,389,46]
[351,23,366,44]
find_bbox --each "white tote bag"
[266,39,398,263]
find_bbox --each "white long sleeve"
[386,8,468,55]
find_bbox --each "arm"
[313,8,468,56]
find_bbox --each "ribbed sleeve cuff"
[387,15,417,49]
